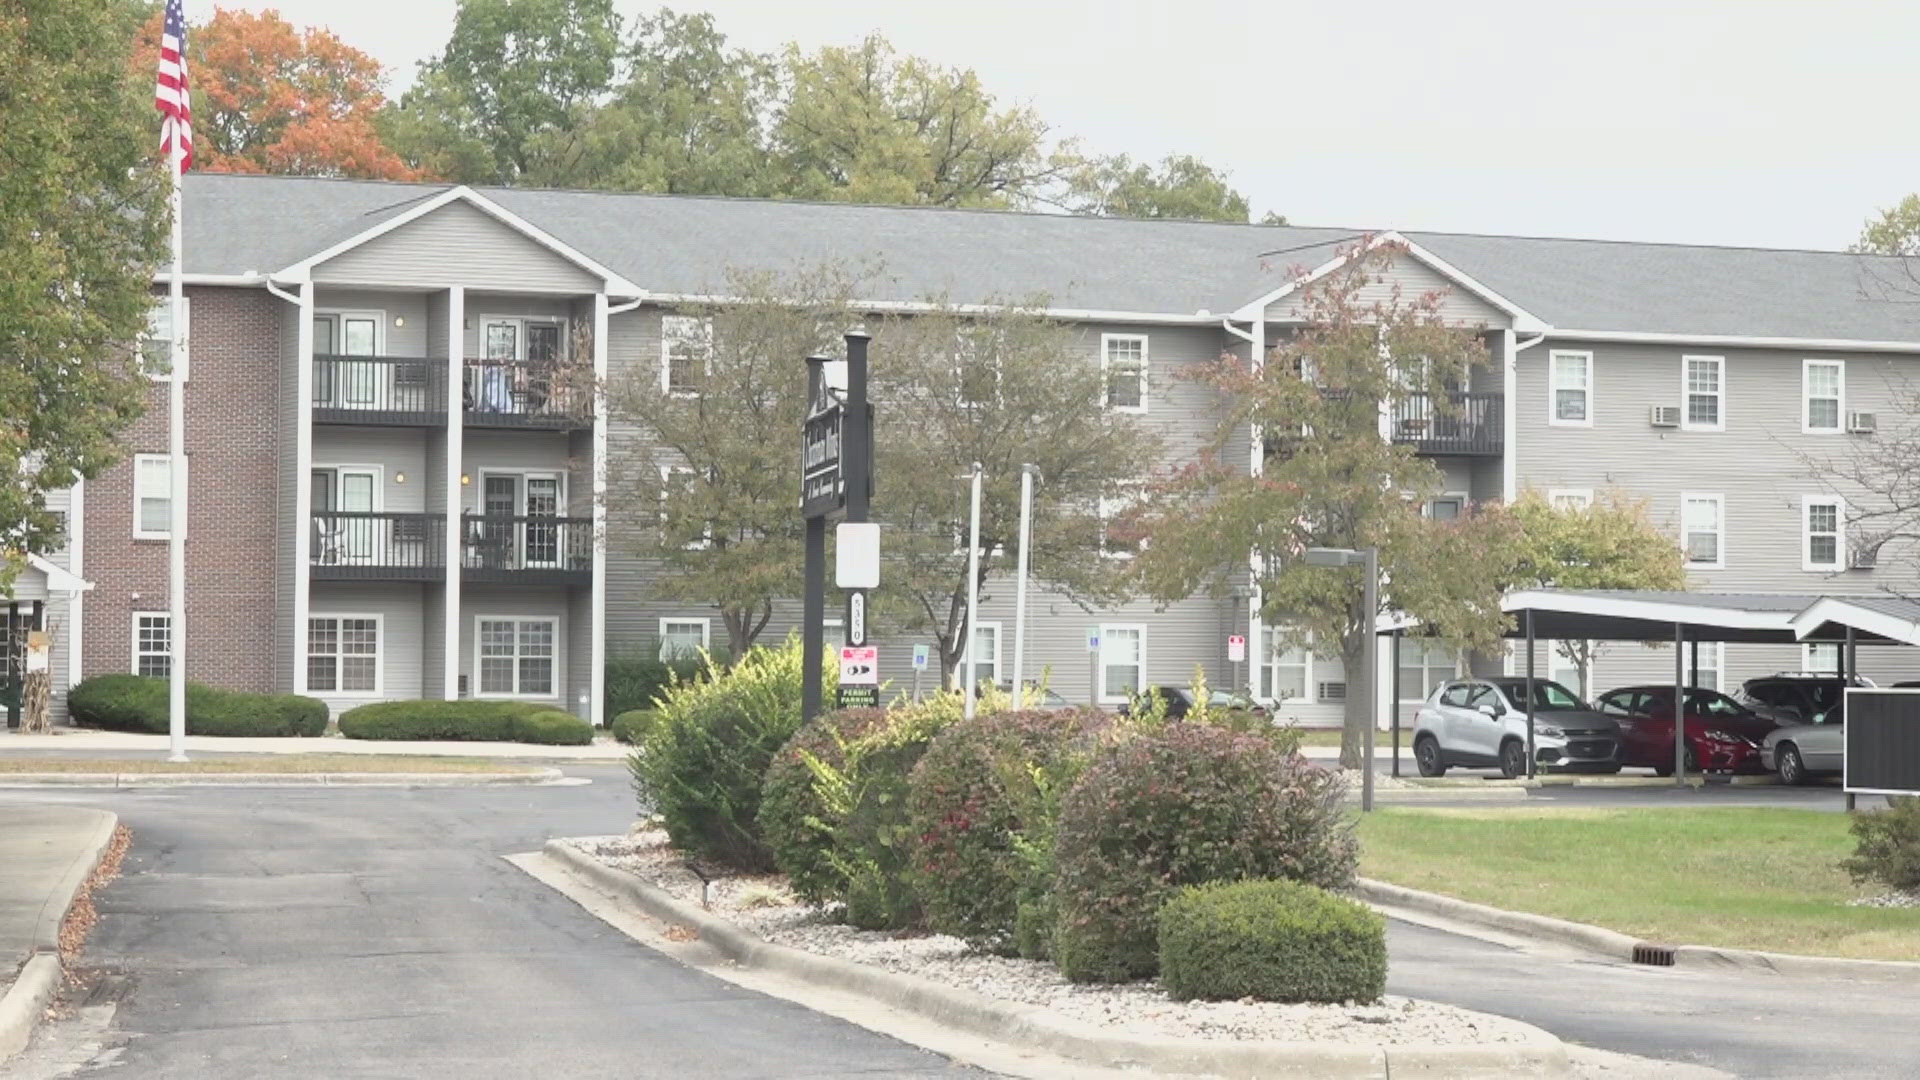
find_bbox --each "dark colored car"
[1594,685,1781,774]
[1737,673,1873,725]
[1123,686,1269,719]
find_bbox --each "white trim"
[1547,488,1594,511]
[650,292,1223,326]
[1680,492,1726,570]
[1501,589,1793,631]
[1802,641,1842,675]
[1100,332,1149,414]
[152,272,266,286]
[441,286,464,700]
[275,186,646,296]
[1262,626,1315,705]
[966,620,1003,686]
[1802,494,1846,572]
[591,292,609,725]
[141,296,190,382]
[304,612,385,697]
[130,611,171,677]
[1097,622,1147,704]
[472,614,561,699]
[1802,358,1846,435]
[659,314,713,396]
[657,617,711,661]
[1229,232,1550,332]
[66,476,86,693]
[475,313,567,362]
[1792,600,1920,647]
[294,283,314,693]
[1680,355,1725,432]
[132,454,176,540]
[1425,492,1469,521]
[24,554,90,594]
[1552,329,1920,354]
[657,464,710,549]
[1546,349,1593,427]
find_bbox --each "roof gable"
[1234,233,1546,333]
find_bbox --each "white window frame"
[1398,640,1462,702]
[1545,640,1595,700]
[1263,627,1314,704]
[473,614,559,699]
[1100,333,1149,414]
[1687,641,1723,692]
[1681,492,1725,570]
[313,309,388,408]
[1425,492,1468,521]
[140,297,190,382]
[657,464,711,549]
[658,617,710,661]
[1547,349,1592,427]
[1548,488,1594,512]
[131,612,170,678]
[1804,642,1842,675]
[659,314,713,397]
[1097,623,1147,704]
[1803,495,1845,572]
[967,620,1002,688]
[1680,354,1725,432]
[1803,359,1845,435]
[477,314,568,362]
[306,613,384,696]
[1098,484,1146,559]
[133,454,177,540]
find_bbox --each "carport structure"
[1387,589,1920,787]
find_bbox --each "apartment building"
[18,171,1920,730]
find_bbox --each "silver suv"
[1412,678,1623,778]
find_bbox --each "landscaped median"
[1356,807,1920,964]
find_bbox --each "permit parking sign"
[837,645,880,709]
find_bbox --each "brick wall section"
[83,286,285,692]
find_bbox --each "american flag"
[155,0,192,170]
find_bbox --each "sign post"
[1227,633,1246,696]
[802,332,876,724]
[911,643,929,702]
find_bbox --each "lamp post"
[1010,465,1038,708]
[961,462,984,721]
[1303,546,1379,812]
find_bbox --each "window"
[658,465,710,549]
[134,454,176,539]
[1548,350,1591,425]
[1397,641,1459,701]
[1262,628,1313,703]
[660,315,712,396]
[1681,493,1724,569]
[476,617,556,697]
[132,613,170,678]
[658,618,709,661]
[1804,496,1844,571]
[1545,641,1593,699]
[1098,487,1145,559]
[1548,489,1593,512]
[1098,624,1145,703]
[1805,642,1842,675]
[1102,334,1147,413]
[307,616,380,694]
[139,298,189,381]
[1681,355,1724,431]
[1685,642,1722,691]
[965,621,1001,687]
[1804,360,1844,434]
[954,326,1000,406]
[1426,495,1464,521]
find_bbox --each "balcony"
[462,359,592,429]
[310,511,445,580]
[314,355,447,425]
[1390,391,1504,456]
[461,513,593,584]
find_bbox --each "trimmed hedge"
[1843,795,1920,892]
[605,653,709,717]
[611,709,659,746]
[338,699,592,745]
[1052,723,1357,983]
[1158,879,1386,1004]
[67,675,327,737]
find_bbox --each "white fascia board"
[1502,589,1795,631]
[26,553,91,593]
[643,292,1222,326]
[1789,599,1920,646]
[1550,329,1920,354]
[1227,231,1549,333]
[151,273,267,286]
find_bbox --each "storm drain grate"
[1632,943,1677,966]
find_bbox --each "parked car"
[981,681,1070,709]
[1412,677,1622,779]
[1760,708,1846,785]
[1737,672,1873,725]
[1593,685,1779,775]
[1121,685,1269,720]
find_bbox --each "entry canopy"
[1494,589,1920,646]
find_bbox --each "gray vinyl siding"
[308,582,426,714]
[425,430,447,523]
[313,290,428,356]
[312,201,601,293]
[567,588,592,719]
[427,292,450,359]
[1263,252,1510,329]
[459,586,571,705]
[275,298,300,693]
[422,582,446,700]
[311,427,430,514]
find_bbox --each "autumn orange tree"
[132,6,420,180]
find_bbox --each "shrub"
[1052,723,1357,984]
[611,709,659,746]
[514,709,594,746]
[907,706,1112,954]
[339,699,543,741]
[630,635,830,871]
[1842,796,1920,893]
[68,675,327,737]
[1158,879,1386,1004]
[605,653,709,717]
[760,694,965,928]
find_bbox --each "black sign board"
[1845,688,1920,795]
[802,399,844,518]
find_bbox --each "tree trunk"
[1339,639,1369,770]
[22,668,50,734]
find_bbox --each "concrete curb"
[0,768,566,789]
[1355,877,1920,982]
[544,841,1571,1079]
[1,808,117,1063]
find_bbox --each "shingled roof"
[183,172,1920,343]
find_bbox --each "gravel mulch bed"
[564,830,1541,1047]
[1849,890,1920,909]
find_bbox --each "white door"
[523,474,562,567]
[336,469,378,562]
[341,315,379,405]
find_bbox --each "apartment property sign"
[801,371,845,518]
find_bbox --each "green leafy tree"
[1,0,167,592]
[1854,194,1920,256]
[869,302,1160,685]
[1131,240,1514,767]
[1067,153,1251,222]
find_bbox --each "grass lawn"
[0,755,544,775]
[1356,807,1920,961]
[1288,727,1346,748]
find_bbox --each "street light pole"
[962,462,984,721]
[1010,465,1037,708]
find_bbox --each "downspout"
[591,293,643,725]
[1503,330,1548,503]
[1223,316,1265,699]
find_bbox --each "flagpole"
[167,135,188,762]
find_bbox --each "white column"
[293,284,315,693]
[67,477,85,694]
[590,293,609,726]
[443,285,465,700]
[1501,328,1518,502]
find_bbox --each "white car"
[1412,678,1623,779]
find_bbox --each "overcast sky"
[214,0,1920,251]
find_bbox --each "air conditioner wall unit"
[1318,681,1348,702]
[1848,411,1877,434]
[1851,545,1880,570]
[1649,405,1681,428]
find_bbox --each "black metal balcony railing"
[1390,391,1504,456]
[461,513,593,577]
[309,511,445,579]
[462,359,592,427]
[313,355,447,422]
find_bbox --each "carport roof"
[1497,590,1920,646]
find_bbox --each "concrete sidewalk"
[1,804,118,1060]
[0,728,630,761]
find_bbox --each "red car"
[1592,686,1782,775]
